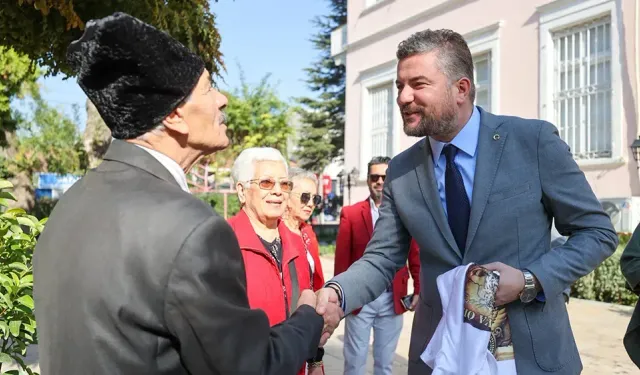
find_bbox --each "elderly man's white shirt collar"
[133,144,190,193]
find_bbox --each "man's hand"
[408,294,419,311]
[315,287,344,346]
[482,262,525,306]
[315,287,339,315]
[297,289,318,310]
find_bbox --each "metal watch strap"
[523,270,535,288]
[521,269,536,298]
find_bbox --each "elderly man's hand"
[296,289,318,309]
[315,287,344,346]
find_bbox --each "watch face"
[520,288,537,303]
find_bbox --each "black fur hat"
[67,12,205,139]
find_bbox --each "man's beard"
[370,186,382,202]
[402,96,458,139]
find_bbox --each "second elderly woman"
[283,167,325,291]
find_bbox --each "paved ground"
[6,256,638,374]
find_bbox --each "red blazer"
[228,210,311,326]
[300,222,325,291]
[334,199,421,315]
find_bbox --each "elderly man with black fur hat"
[33,12,331,375]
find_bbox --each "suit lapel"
[466,109,507,253]
[361,200,374,238]
[414,139,461,258]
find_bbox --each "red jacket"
[300,222,325,291]
[228,210,311,326]
[334,199,421,315]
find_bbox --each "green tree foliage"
[0,46,40,147]
[9,98,86,178]
[295,0,346,173]
[210,71,292,169]
[196,192,240,219]
[0,179,43,375]
[1,0,224,78]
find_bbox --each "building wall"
[342,0,640,203]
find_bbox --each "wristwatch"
[519,270,537,303]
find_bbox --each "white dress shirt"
[370,197,380,227]
[134,144,190,193]
[302,230,315,274]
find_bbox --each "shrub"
[319,244,335,256]
[0,179,44,375]
[618,232,632,247]
[196,192,240,218]
[30,198,58,220]
[571,244,639,306]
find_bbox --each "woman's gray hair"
[231,147,288,184]
[289,167,318,186]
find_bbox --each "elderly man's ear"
[162,109,189,136]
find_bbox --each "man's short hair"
[396,29,475,103]
[367,156,391,175]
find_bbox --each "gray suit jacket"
[331,108,617,374]
[34,140,323,375]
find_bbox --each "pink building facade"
[331,0,640,232]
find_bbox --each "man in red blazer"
[334,156,421,375]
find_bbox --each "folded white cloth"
[420,264,517,375]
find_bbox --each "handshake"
[297,287,345,346]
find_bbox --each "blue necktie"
[443,145,470,254]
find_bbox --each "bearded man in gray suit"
[33,12,332,375]
[316,29,617,374]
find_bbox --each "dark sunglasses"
[369,174,386,182]
[247,178,293,193]
[300,192,322,206]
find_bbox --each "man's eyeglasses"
[298,192,322,206]
[247,178,293,193]
[368,174,386,182]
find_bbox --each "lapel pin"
[493,134,500,141]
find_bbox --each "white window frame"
[465,22,502,115]
[538,0,622,167]
[365,0,387,9]
[359,61,401,180]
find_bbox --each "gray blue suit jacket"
[331,108,618,374]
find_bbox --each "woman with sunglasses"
[283,168,326,293]
[227,148,324,375]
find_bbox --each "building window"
[465,21,501,114]
[369,83,393,157]
[552,16,612,160]
[365,0,385,7]
[538,0,620,165]
[473,51,492,112]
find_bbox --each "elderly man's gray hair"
[231,147,288,184]
[396,28,476,102]
[288,167,318,186]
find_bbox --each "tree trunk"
[82,99,111,169]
